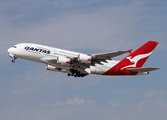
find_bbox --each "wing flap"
[127,67,160,72]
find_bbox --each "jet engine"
[57,56,71,65]
[46,65,59,71]
[46,65,69,73]
[78,54,92,63]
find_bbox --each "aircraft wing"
[92,51,128,60]
[40,50,129,68]
[127,67,160,72]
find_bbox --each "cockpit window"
[13,46,17,48]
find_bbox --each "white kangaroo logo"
[121,51,153,70]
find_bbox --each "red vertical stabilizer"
[103,41,159,75]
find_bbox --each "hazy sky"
[0,0,167,120]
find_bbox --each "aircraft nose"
[7,47,16,58]
[7,47,13,53]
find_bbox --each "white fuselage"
[7,41,159,77]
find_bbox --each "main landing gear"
[68,69,87,77]
[67,73,86,77]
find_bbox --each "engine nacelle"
[57,56,71,65]
[46,65,69,73]
[46,65,59,71]
[78,54,92,63]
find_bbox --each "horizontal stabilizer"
[127,67,160,72]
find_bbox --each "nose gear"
[11,57,17,63]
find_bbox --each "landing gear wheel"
[12,59,15,63]
[68,73,71,76]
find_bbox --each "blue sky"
[0,0,167,120]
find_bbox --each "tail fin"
[120,41,159,70]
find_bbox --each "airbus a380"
[7,41,159,77]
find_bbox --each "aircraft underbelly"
[90,66,109,75]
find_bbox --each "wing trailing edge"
[93,50,128,59]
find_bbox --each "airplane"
[7,41,159,77]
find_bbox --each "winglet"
[127,49,133,54]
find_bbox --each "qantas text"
[24,46,50,54]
